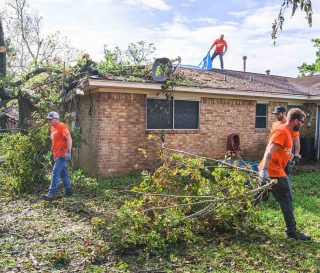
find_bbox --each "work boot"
[64,188,73,197]
[41,193,55,201]
[287,231,312,241]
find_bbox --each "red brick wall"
[147,99,286,162]
[75,94,100,176]
[77,92,317,177]
[96,93,146,176]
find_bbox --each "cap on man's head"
[46,111,59,120]
[272,106,287,114]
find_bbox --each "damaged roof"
[0,107,19,121]
[79,65,320,98]
[177,68,309,96]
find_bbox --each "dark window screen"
[174,100,199,129]
[147,99,173,129]
[255,104,267,128]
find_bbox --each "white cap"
[46,111,59,120]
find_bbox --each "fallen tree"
[108,140,274,253]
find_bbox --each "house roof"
[0,107,19,121]
[75,65,320,101]
[177,68,308,96]
[288,74,320,96]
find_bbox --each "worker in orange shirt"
[208,34,228,70]
[42,111,73,201]
[259,108,311,240]
[271,106,301,177]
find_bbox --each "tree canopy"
[1,0,81,76]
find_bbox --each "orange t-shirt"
[271,121,299,138]
[51,122,70,160]
[213,39,227,53]
[259,124,293,177]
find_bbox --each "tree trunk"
[0,17,7,81]
[18,92,35,131]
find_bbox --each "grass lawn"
[0,171,319,272]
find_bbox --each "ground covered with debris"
[0,172,319,272]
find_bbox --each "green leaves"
[298,38,320,76]
[109,149,260,253]
[272,1,313,43]
[0,120,51,193]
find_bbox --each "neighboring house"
[67,67,320,177]
[0,107,19,133]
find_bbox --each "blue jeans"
[270,176,296,234]
[48,156,72,196]
[211,52,224,69]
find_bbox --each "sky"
[4,0,320,77]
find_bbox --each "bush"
[0,122,51,194]
[70,169,100,197]
[109,149,261,253]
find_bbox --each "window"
[147,99,199,130]
[147,99,173,129]
[255,103,267,128]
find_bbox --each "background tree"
[126,41,156,66]
[1,0,81,77]
[98,41,156,79]
[0,0,85,129]
[298,38,320,76]
[102,41,156,68]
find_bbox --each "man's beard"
[277,116,284,121]
[293,125,300,131]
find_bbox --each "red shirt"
[51,122,70,160]
[213,39,227,53]
[259,124,293,177]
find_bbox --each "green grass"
[0,171,319,272]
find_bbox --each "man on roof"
[208,34,228,70]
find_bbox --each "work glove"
[49,152,54,162]
[65,151,72,161]
[259,168,269,186]
[293,154,300,165]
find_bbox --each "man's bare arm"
[224,45,228,54]
[66,134,72,153]
[293,136,300,156]
[208,44,214,52]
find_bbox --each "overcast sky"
[5,0,320,77]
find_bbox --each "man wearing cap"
[208,34,228,70]
[42,111,73,201]
[271,106,301,169]
[259,108,311,240]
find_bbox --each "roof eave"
[84,79,316,100]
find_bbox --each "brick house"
[67,68,320,177]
